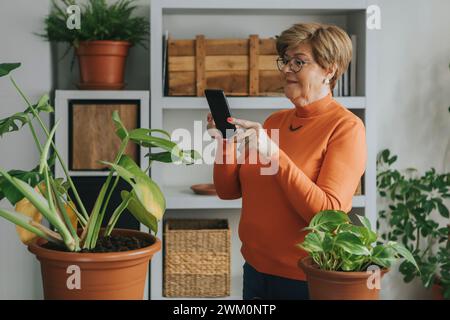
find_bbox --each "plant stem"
[98,174,120,231]
[65,195,87,227]
[105,191,133,236]
[50,178,80,249]
[10,76,89,221]
[43,169,77,250]
[84,137,130,249]
[25,114,43,153]
[30,220,63,242]
[416,228,420,252]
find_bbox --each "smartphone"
[204,89,236,139]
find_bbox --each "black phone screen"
[204,89,236,139]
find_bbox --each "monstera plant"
[0,63,200,299]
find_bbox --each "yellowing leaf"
[64,201,78,231]
[14,192,43,245]
[14,183,77,245]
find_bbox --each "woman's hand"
[227,117,279,161]
[206,112,223,140]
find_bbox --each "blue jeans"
[242,262,309,300]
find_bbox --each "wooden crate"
[168,34,284,96]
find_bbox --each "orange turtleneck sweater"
[213,93,367,281]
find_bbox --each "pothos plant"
[0,63,200,252]
[377,149,450,298]
[298,210,419,272]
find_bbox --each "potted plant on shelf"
[0,63,200,299]
[298,210,419,300]
[377,149,450,299]
[41,0,149,89]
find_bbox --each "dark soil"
[42,234,155,253]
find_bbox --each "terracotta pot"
[28,228,161,300]
[432,280,444,300]
[299,256,389,300]
[75,40,131,90]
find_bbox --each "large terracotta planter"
[28,228,161,300]
[75,40,131,90]
[299,256,389,300]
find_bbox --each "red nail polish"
[227,117,233,122]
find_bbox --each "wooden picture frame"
[69,100,140,171]
[55,90,149,177]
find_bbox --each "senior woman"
[206,23,367,300]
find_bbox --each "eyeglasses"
[276,56,308,73]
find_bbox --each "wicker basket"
[163,219,231,297]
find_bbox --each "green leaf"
[0,153,55,204]
[0,63,21,77]
[322,233,334,252]
[380,149,390,163]
[334,232,371,256]
[31,94,54,114]
[0,167,43,204]
[436,201,449,218]
[387,241,420,271]
[145,151,174,163]
[304,210,349,232]
[388,155,398,165]
[371,245,396,268]
[112,111,128,140]
[121,190,158,233]
[101,155,166,221]
[356,214,372,231]
[339,223,377,246]
[0,94,54,138]
[180,149,202,165]
[298,232,323,253]
[130,128,171,140]
[0,112,28,137]
[52,178,70,195]
[129,130,183,159]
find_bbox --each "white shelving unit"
[150,0,376,300]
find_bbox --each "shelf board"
[161,185,366,210]
[161,96,366,110]
[159,0,367,12]
[161,185,242,209]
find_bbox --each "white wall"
[0,0,51,299]
[373,0,450,299]
[0,0,449,299]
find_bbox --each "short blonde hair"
[276,23,352,90]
